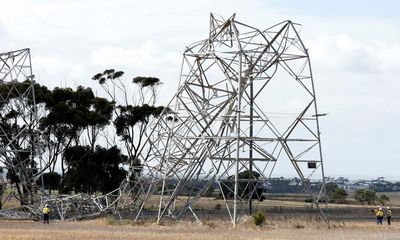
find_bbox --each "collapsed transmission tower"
[131,14,327,225]
[0,48,44,208]
[0,49,123,220]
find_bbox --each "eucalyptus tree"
[39,86,114,191]
[64,145,127,194]
[92,70,164,183]
[37,172,61,194]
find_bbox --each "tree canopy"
[325,183,348,203]
[1,70,164,200]
[64,145,127,194]
[354,189,377,205]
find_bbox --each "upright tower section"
[0,49,42,207]
[129,14,327,225]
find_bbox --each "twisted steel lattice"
[128,14,327,225]
[0,14,327,224]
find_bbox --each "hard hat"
[387,207,391,209]
[45,204,48,207]
[379,207,382,210]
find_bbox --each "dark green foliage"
[114,104,164,138]
[92,146,128,193]
[39,86,115,177]
[92,69,124,84]
[38,172,62,194]
[64,145,127,194]
[325,183,348,203]
[113,71,124,79]
[103,69,115,75]
[92,73,103,80]
[36,85,115,193]
[330,188,348,203]
[40,86,113,130]
[253,211,266,226]
[354,189,377,205]
[378,194,390,205]
[220,170,265,200]
[237,170,260,179]
[42,87,92,127]
[33,83,52,104]
[132,76,161,88]
[0,80,50,107]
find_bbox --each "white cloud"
[32,54,87,87]
[0,20,6,35]
[310,33,400,74]
[0,20,8,48]
[91,41,180,70]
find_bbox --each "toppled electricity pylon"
[130,13,327,225]
[0,48,124,220]
[0,48,44,208]
[0,14,327,224]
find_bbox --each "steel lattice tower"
[0,48,44,207]
[0,15,327,223]
[129,14,327,225]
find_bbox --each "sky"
[1,0,399,179]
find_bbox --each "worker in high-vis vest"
[42,204,51,224]
[386,207,392,225]
[376,207,384,225]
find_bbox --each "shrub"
[354,189,377,205]
[378,194,390,205]
[214,203,222,210]
[326,183,348,203]
[331,188,348,203]
[253,211,266,226]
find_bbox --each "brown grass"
[0,217,399,240]
[1,191,399,239]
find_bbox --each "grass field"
[0,218,399,240]
[1,191,399,239]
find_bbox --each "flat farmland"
[1,192,399,239]
[0,218,399,240]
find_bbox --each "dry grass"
[1,192,399,239]
[0,217,399,240]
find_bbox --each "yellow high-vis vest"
[43,207,50,214]
[387,210,392,216]
[376,210,384,217]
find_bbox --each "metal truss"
[0,49,123,220]
[0,48,45,207]
[129,14,327,225]
[0,190,122,221]
[0,14,327,224]
[39,188,122,220]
